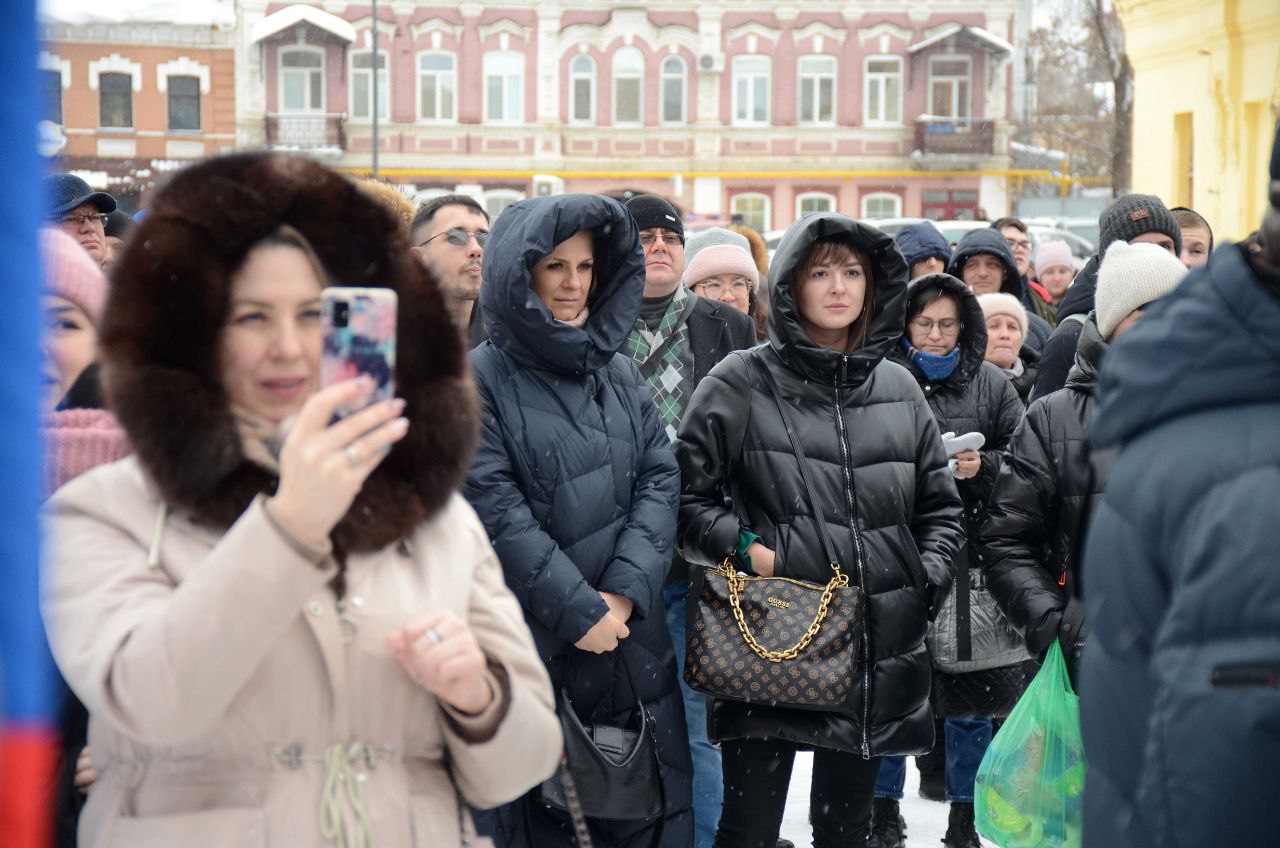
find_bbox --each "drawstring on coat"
[147,503,168,569]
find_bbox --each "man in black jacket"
[1030,194,1182,400]
[623,194,755,848]
[979,240,1187,686]
[946,229,1053,353]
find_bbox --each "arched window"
[660,55,686,125]
[861,192,902,220]
[569,54,596,124]
[864,56,903,125]
[797,55,835,125]
[350,49,389,122]
[612,46,644,126]
[796,192,837,219]
[732,193,771,233]
[417,52,456,122]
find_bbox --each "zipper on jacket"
[834,357,873,760]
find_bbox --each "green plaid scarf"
[625,285,698,442]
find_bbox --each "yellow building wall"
[1117,0,1280,241]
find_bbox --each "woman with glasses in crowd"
[42,153,560,847]
[676,214,963,848]
[873,273,1031,848]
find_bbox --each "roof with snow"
[250,5,356,44]
[908,24,1013,56]
[41,0,235,26]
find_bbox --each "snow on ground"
[780,752,996,847]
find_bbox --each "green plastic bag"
[974,642,1086,848]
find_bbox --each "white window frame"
[483,51,524,125]
[660,55,686,126]
[796,192,837,219]
[278,46,325,114]
[732,55,772,127]
[97,72,134,129]
[483,189,524,221]
[350,48,390,123]
[611,46,644,127]
[797,55,836,126]
[928,54,972,120]
[165,74,202,132]
[863,55,903,126]
[416,51,456,123]
[732,192,771,232]
[860,192,902,219]
[568,54,596,125]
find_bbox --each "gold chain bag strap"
[684,357,866,713]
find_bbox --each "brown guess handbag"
[684,357,867,713]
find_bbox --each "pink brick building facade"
[237,1,1019,229]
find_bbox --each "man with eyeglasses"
[409,194,491,348]
[947,228,1054,354]
[44,174,116,266]
[992,216,1056,326]
[622,195,755,848]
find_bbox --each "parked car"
[1025,216,1101,252]
[1028,226,1094,271]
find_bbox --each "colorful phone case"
[321,287,397,419]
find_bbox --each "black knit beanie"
[624,194,684,239]
[1098,194,1181,256]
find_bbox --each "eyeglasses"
[419,227,489,248]
[638,232,684,249]
[909,318,962,336]
[58,212,108,228]
[1004,237,1032,252]
[694,279,751,297]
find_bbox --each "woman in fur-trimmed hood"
[42,152,560,848]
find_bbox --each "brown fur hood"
[99,152,477,552]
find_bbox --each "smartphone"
[321,287,397,420]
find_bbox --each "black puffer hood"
[1056,254,1100,320]
[480,194,644,375]
[766,213,908,387]
[947,229,1024,300]
[1064,314,1107,393]
[894,273,988,391]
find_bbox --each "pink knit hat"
[1034,241,1074,277]
[41,227,107,325]
[683,243,759,291]
[977,292,1029,339]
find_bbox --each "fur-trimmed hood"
[99,152,477,551]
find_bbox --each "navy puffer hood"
[947,228,1023,299]
[766,212,909,388]
[480,194,644,375]
[897,273,988,391]
[895,221,953,269]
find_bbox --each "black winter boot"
[941,801,981,848]
[867,797,906,848]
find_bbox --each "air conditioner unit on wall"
[698,53,725,74]
[533,174,564,197]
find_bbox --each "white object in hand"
[940,431,985,457]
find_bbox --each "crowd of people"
[33,124,1280,848]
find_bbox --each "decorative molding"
[88,53,143,92]
[349,17,398,40]
[411,18,462,42]
[459,3,483,20]
[39,51,71,89]
[559,10,698,54]
[774,6,799,23]
[478,18,532,43]
[157,56,211,94]
[857,22,913,45]
[724,21,782,45]
[792,21,847,47]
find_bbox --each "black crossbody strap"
[746,355,843,573]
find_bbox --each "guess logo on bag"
[767,596,793,610]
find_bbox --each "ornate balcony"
[265,113,346,153]
[913,118,995,156]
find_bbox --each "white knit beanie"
[977,292,1028,339]
[1095,240,1188,338]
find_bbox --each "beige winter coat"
[43,457,561,848]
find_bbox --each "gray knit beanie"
[685,227,751,266]
[1098,194,1182,256]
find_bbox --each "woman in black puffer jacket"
[878,275,1032,848]
[676,214,963,848]
[465,194,693,846]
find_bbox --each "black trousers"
[714,739,881,848]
